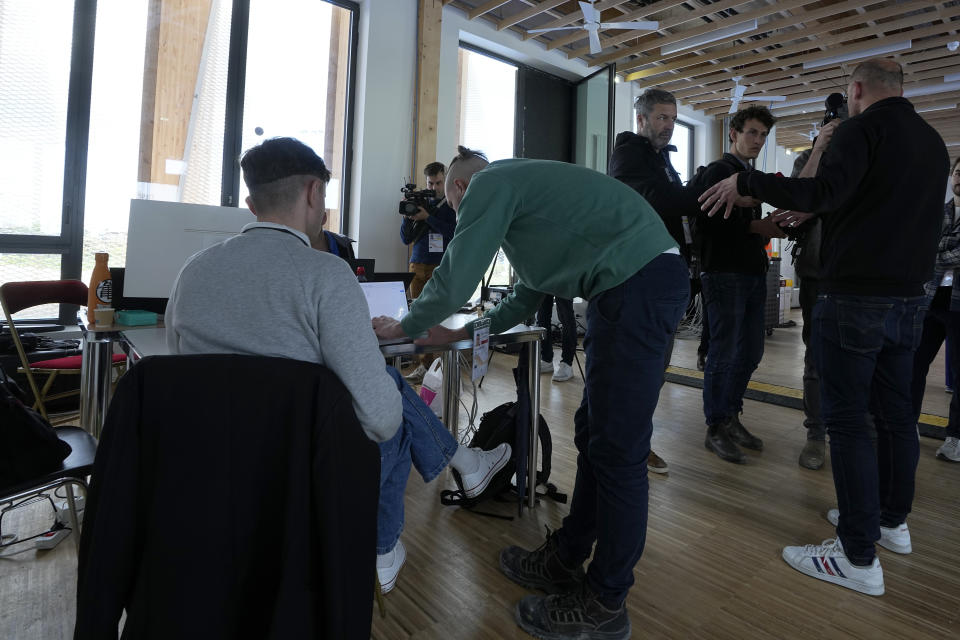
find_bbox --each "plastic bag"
[419,359,443,417]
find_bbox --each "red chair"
[0,280,125,423]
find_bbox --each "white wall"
[348,0,418,269]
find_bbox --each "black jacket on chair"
[74,354,381,640]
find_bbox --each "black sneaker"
[514,583,630,640]
[705,422,746,464]
[499,527,585,594]
[727,415,763,451]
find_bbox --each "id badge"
[472,317,491,380]
[428,233,443,252]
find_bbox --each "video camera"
[822,92,848,126]
[398,183,436,216]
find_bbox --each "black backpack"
[440,363,566,519]
[0,367,73,489]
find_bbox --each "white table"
[85,319,546,509]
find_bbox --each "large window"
[456,47,518,290]
[456,47,517,162]
[672,120,694,184]
[1,0,357,316]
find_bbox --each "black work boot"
[727,414,763,450]
[515,582,630,640]
[705,421,746,464]
[500,527,585,594]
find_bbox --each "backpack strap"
[439,488,515,520]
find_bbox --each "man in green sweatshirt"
[374,147,689,640]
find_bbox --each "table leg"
[443,349,461,441]
[79,332,114,439]
[527,339,541,509]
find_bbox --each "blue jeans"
[377,366,459,554]
[701,272,766,426]
[813,294,927,564]
[557,253,688,605]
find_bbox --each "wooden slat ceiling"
[445,0,960,151]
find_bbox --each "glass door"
[573,66,614,173]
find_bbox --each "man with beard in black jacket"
[607,87,700,475]
[700,59,949,597]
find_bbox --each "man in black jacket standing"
[701,59,949,596]
[691,106,782,465]
[608,88,711,474]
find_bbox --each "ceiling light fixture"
[917,103,957,113]
[773,95,825,109]
[660,19,758,55]
[904,81,960,98]
[802,40,911,70]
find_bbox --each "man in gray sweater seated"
[165,137,509,594]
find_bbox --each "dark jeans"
[537,295,577,365]
[557,253,688,606]
[799,277,825,440]
[813,294,927,565]
[700,272,766,426]
[911,286,960,438]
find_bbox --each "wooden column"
[414,0,443,180]
[138,0,214,187]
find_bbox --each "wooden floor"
[3,317,960,639]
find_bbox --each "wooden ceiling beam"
[521,0,635,40]
[603,0,818,70]
[468,0,511,21]
[636,18,960,99]
[669,39,960,103]
[694,62,960,117]
[626,2,953,84]
[496,0,567,30]
[618,0,918,79]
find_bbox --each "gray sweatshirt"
[166,222,401,443]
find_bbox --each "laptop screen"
[359,281,408,321]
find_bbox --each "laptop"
[359,281,409,321]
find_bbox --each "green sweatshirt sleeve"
[400,172,518,337]
[465,281,544,336]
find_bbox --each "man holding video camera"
[400,162,457,299]
[400,161,457,383]
[700,59,949,596]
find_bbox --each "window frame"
[1,0,359,324]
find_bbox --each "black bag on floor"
[0,367,72,489]
[441,348,566,518]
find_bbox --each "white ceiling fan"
[724,76,788,113]
[807,123,820,141]
[528,1,659,55]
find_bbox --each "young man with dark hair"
[691,105,782,464]
[912,155,960,463]
[701,59,950,595]
[400,161,457,383]
[374,145,689,640]
[166,137,509,596]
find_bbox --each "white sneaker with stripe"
[826,508,912,554]
[782,538,884,596]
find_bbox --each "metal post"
[79,332,114,438]
[443,349,461,441]
[527,338,541,509]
